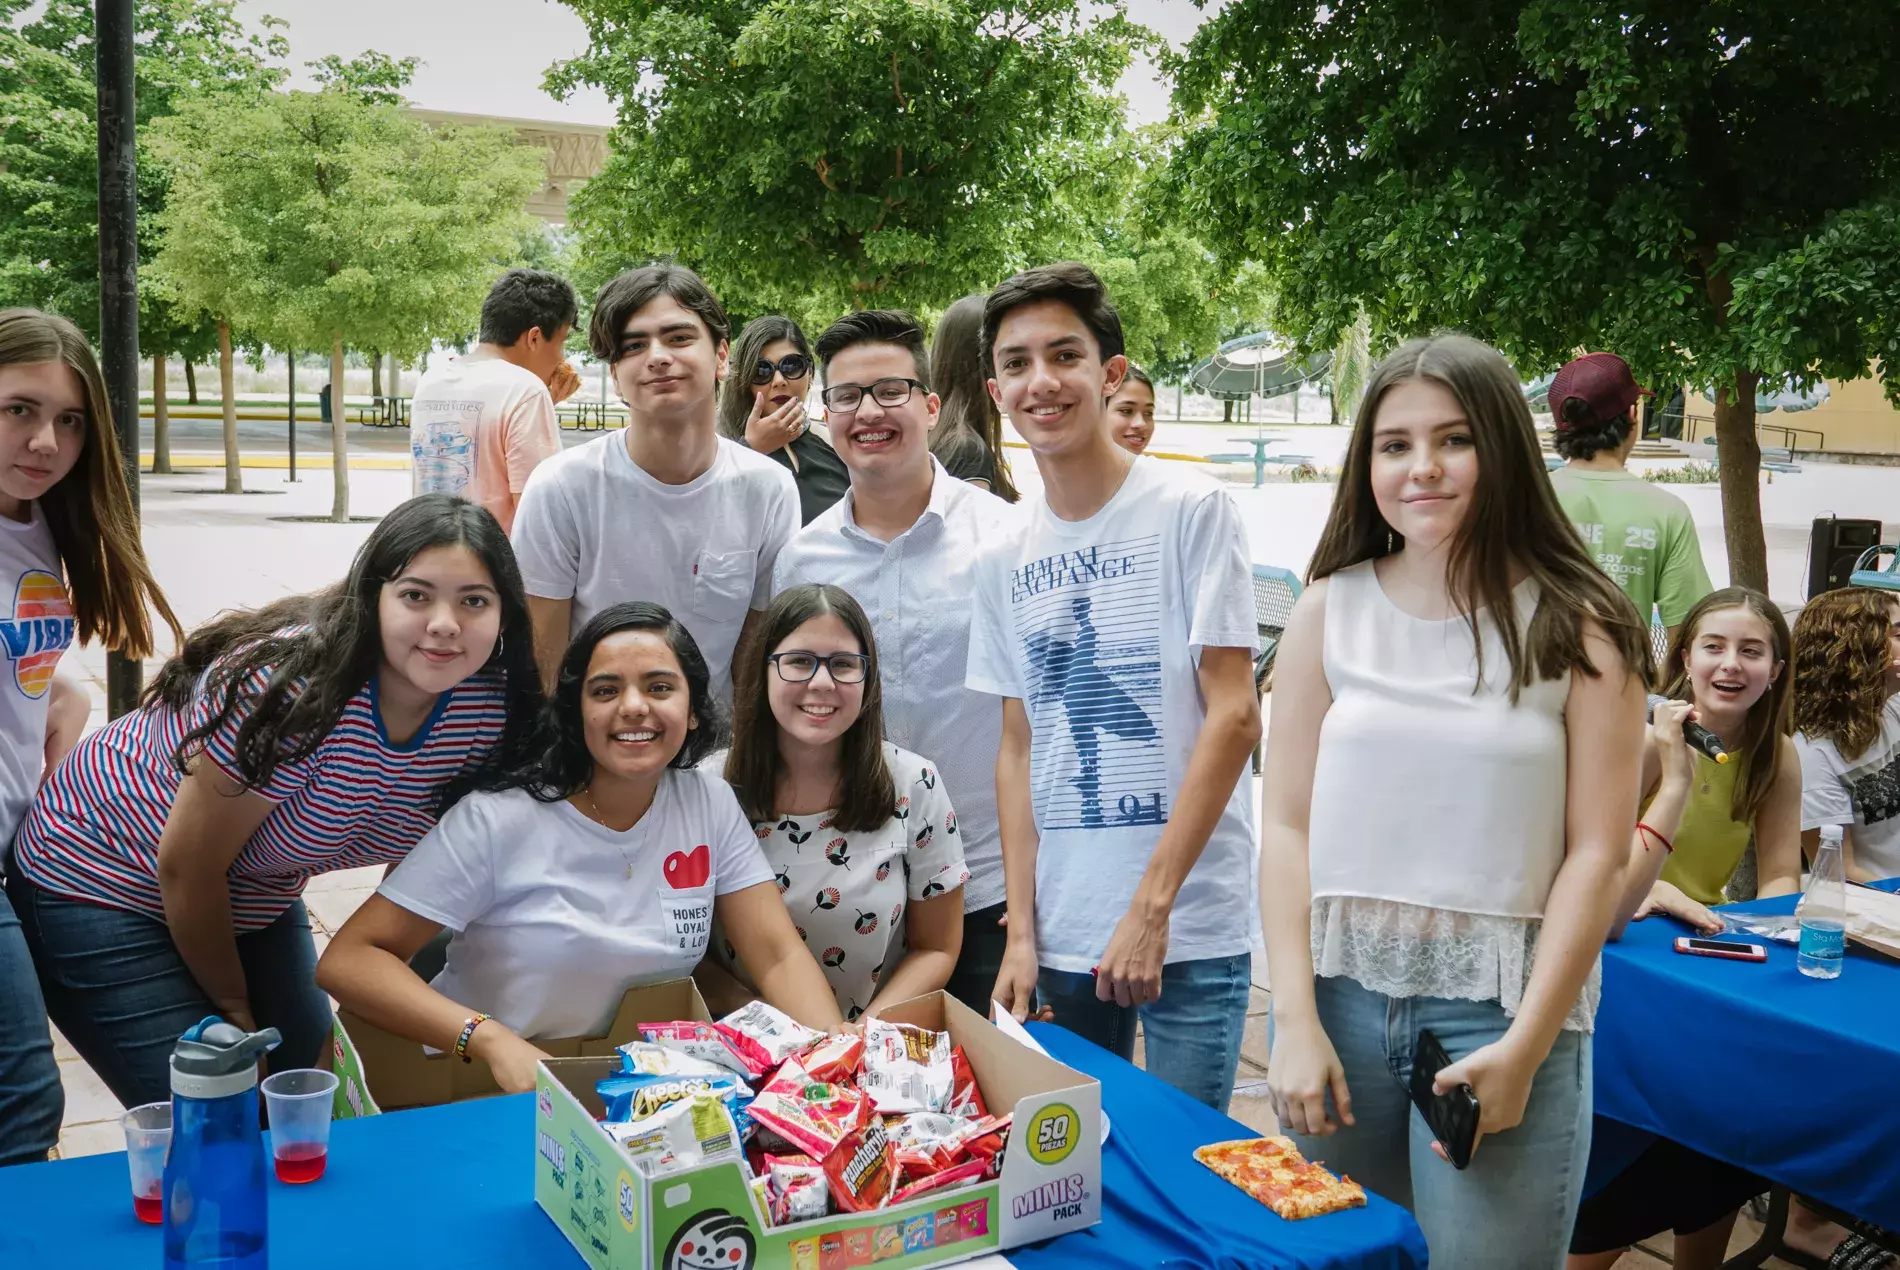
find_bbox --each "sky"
[233,0,1219,127]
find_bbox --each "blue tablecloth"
[0,1022,1426,1270]
[1592,883,1900,1228]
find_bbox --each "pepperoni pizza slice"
[1193,1135,1367,1221]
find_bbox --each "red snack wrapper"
[893,1139,966,1191]
[889,1156,989,1207]
[822,1120,895,1213]
[764,1152,829,1226]
[748,1060,869,1160]
[947,1045,988,1120]
[718,1001,823,1067]
[639,1020,768,1079]
[955,1113,1012,1177]
[796,1031,865,1085]
[860,1020,953,1114]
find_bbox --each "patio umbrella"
[1755,377,1831,413]
[1186,332,1331,402]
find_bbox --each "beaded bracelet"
[1636,821,1675,855]
[455,1013,492,1063]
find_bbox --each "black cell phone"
[1409,1029,1480,1170]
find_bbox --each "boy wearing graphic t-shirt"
[512,265,800,701]
[964,263,1262,1111]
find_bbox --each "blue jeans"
[1286,974,1592,1270]
[1039,953,1250,1111]
[8,876,332,1110]
[0,884,62,1166]
[944,902,1010,1019]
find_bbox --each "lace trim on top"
[1311,896,1599,1033]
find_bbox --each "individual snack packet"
[615,1040,732,1079]
[823,1120,895,1213]
[639,1020,768,1079]
[859,1020,953,1114]
[796,1031,865,1085]
[605,1090,742,1178]
[764,1152,830,1226]
[955,1113,1012,1178]
[747,1060,870,1161]
[882,1113,963,1153]
[596,1070,748,1124]
[947,1046,988,1120]
[719,1001,823,1067]
[888,1156,989,1207]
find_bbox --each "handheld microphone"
[1646,693,1729,765]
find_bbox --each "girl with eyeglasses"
[717,316,849,525]
[706,584,968,1022]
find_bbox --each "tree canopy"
[1172,0,1900,588]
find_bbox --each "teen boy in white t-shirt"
[511,265,800,701]
[965,263,1262,1111]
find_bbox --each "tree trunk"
[370,351,382,398]
[218,322,241,494]
[1714,370,1767,592]
[184,358,198,404]
[386,352,399,398]
[330,338,350,522]
[152,354,171,474]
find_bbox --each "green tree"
[152,55,543,519]
[551,0,1148,324]
[1172,0,1900,590]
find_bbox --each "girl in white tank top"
[1259,335,1650,1269]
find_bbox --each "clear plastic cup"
[261,1069,338,1184]
[121,1101,171,1223]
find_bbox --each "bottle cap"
[171,1016,282,1098]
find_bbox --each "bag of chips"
[719,1002,823,1067]
[614,1040,732,1080]
[823,1120,895,1213]
[888,1156,990,1207]
[596,1070,748,1125]
[883,1112,963,1153]
[639,1020,769,1079]
[747,1060,870,1161]
[860,1020,953,1115]
[946,1045,988,1120]
[955,1113,1013,1178]
[795,1031,865,1085]
[763,1152,830,1226]
[605,1090,743,1179]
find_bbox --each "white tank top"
[1306,559,1597,1030]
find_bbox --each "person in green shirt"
[1547,352,1713,641]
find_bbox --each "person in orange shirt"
[410,269,581,533]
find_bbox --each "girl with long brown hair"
[1792,586,1900,882]
[0,308,179,1166]
[1259,333,1648,1267]
[927,294,1020,501]
[707,584,967,1022]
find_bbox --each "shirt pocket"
[659,883,716,959]
[693,548,759,624]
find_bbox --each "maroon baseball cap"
[1549,353,1651,429]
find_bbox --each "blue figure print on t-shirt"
[1014,535,1165,830]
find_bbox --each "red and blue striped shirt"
[13,663,510,931]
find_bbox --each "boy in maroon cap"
[1548,352,1712,642]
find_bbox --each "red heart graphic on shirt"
[663,845,711,890]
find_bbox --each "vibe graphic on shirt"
[0,570,74,700]
[1010,536,1165,830]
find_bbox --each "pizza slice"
[1193,1135,1367,1221]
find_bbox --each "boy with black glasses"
[511,264,799,701]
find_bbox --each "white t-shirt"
[377,771,775,1040]
[1798,698,1900,879]
[0,505,69,847]
[965,458,1261,972]
[408,355,561,535]
[510,432,799,701]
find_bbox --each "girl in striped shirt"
[7,494,542,1108]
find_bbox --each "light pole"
[97,0,141,718]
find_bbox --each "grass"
[1644,461,1721,484]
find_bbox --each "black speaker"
[1809,517,1884,599]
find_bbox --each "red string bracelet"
[1637,821,1674,854]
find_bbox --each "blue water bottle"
[164,1017,280,1270]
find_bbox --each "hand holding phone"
[1409,1029,1479,1170]
[1673,937,1767,962]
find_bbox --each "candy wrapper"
[947,1045,988,1120]
[639,1020,769,1079]
[860,1020,953,1114]
[889,1156,989,1206]
[823,1120,895,1213]
[763,1152,829,1226]
[614,1040,731,1079]
[719,1001,823,1067]
[795,1031,864,1084]
[605,1090,743,1179]
[747,1060,870,1161]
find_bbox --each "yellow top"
[1655,754,1751,906]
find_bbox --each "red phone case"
[1673,937,1767,962]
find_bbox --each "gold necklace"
[580,786,639,879]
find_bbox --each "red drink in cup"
[260,1069,338,1186]
[120,1102,171,1224]
[133,1190,163,1224]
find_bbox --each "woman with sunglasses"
[706,584,968,1022]
[718,316,849,525]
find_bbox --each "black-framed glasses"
[751,354,812,386]
[768,651,869,684]
[820,377,926,413]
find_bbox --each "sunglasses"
[751,354,812,386]
[768,651,869,685]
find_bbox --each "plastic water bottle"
[1797,825,1847,979]
[164,1017,280,1270]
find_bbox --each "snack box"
[338,978,712,1112]
[533,991,1102,1270]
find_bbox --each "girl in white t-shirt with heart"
[318,601,841,1093]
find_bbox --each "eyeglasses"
[768,651,869,684]
[750,354,812,386]
[820,377,926,413]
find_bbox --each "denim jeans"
[1286,974,1592,1270]
[944,901,1010,1019]
[8,875,332,1110]
[1039,953,1250,1112]
[0,884,62,1166]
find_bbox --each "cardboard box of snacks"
[337,979,711,1113]
[532,990,1102,1270]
